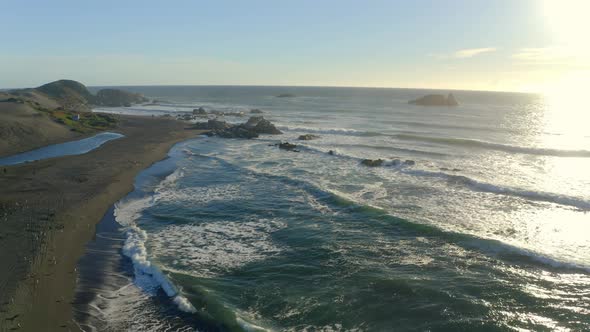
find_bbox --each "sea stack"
[409,93,459,106]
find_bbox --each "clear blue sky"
[1,0,588,91]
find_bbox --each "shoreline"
[0,115,205,331]
[73,148,220,331]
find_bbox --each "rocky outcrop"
[409,93,458,106]
[278,142,298,151]
[192,116,282,139]
[361,159,384,167]
[193,107,207,115]
[95,89,148,107]
[244,116,282,135]
[446,93,458,106]
[276,93,295,98]
[298,134,320,141]
[250,109,264,114]
[192,119,231,130]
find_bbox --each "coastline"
[0,115,205,331]
[73,150,222,331]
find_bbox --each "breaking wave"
[404,169,590,210]
[394,134,590,157]
[114,169,197,314]
[277,125,383,137]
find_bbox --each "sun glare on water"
[542,71,590,136]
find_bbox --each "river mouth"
[0,132,123,166]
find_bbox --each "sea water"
[77,87,590,331]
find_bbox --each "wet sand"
[0,115,205,331]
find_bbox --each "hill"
[0,79,147,156]
[36,79,96,111]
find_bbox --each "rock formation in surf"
[361,159,384,167]
[193,107,207,116]
[298,134,320,140]
[278,142,298,151]
[193,116,282,139]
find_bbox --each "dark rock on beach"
[250,109,264,114]
[177,113,195,121]
[298,134,320,141]
[193,116,282,139]
[409,93,458,106]
[361,159,384,167]
[192,119,231,130]
[193,107,207,115]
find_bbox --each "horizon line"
[2,81,539,95]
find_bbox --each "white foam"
[236,316,272,332]
[276,125,373,136]
[467,238,590,273]
[149,218,286,278]
[154,183,247,205]
[113,169,198,314]
[403,169,590,211]
[394,133,590,157]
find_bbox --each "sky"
[1,0,589,92]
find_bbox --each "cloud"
[430,47,497,60]
[511,46,590,68]
[453,47,497,58]
[512,47,571,63]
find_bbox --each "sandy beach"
[0,115,204,331]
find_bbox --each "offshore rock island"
[409,93,459,106]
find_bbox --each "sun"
[543,0,590,47]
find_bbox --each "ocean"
[76,86,590,331]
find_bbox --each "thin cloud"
[512,47,570,62]
[511,46,590,68]
[453,47,497,58]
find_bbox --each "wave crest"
[405,169,590,210]
[114,170,197,314]
[395,134,590,157]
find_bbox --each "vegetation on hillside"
[36,107,117,133]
